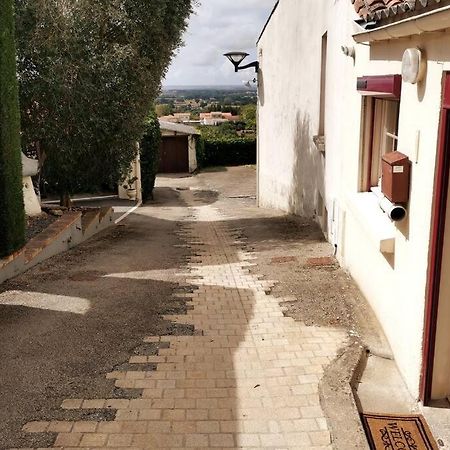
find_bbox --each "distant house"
[159,121,199,173]
[200,112,241,126]
[159,113,191,124]
[258,0,450,405]
[118,120,200,200]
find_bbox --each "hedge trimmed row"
[197,137,256,168]
[0,0,25,257]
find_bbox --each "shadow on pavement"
[0,171,339,449]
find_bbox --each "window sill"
[345,191,396,254]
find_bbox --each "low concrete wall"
[0,209,114,285]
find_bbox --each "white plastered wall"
[188,135,198,173]
[342,34,446,399]
[257,0,449,398]
[258,0,329,218]
[119,144,142,202]
[21,153,41,216]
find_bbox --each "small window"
[360,97,400,191]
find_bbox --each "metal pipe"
[379,196,407,222]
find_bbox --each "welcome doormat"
[362,413,439,450]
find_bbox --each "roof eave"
[257,1,280,45]
[158,120,200,136]
[353,4,450,42]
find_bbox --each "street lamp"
[224,51,259,73]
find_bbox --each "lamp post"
[224,51,259,73]
[223,51,260,207]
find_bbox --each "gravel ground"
[0,186,198,449]
[194,166,382,340]
[0,166,383,449]
[25,213,57,242]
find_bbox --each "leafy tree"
[241,104,257,130]
[155,104,173,117]
[199,123,242,140]
[0,0,25,256]
[15,0,194,205]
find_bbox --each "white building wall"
[343,34,448,399]
[258,0,329,218]
[188,135,198,173]
[258,0,450,398]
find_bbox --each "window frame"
[359,96,400,192]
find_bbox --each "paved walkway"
[18,171,346,449]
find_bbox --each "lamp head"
[224,51,249,71]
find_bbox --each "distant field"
[157,86,257,106]
[162,85,255,91]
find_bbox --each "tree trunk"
[60,193,72,208]
[34,141,46,202]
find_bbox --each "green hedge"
[198,137,256,168]
[140,112,161,202]
[0,0,25,257]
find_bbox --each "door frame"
[421,72,450,404]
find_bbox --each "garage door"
[159,136,189,173]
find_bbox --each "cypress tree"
[0,0,25,257]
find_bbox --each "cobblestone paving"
[18,183,346,449]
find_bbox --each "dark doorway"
[159,136,189,173]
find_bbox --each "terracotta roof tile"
[353,0,450,22]
[354,0,449,22]
[352,0,409,20]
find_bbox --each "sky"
[163,0,278,87]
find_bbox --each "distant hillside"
[157,86,257,108]
[162,85,255,91]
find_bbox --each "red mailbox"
[381,151,411,203]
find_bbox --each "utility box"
[382,151,411,203]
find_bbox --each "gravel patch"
[26,213,57,242]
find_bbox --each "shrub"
[202,138,256,167]
[140,113,161,202]
[195,135,206,167]
[0,0,25,257]
[196,125,256,168]
[240,104,257,130]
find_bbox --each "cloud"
[164,0,277,86]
